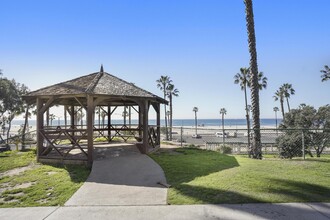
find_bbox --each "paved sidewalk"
[65,143,168,206]
[1,203,329,220]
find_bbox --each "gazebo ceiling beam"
[74,97,87,111]
[93,96,110,107]
[40,96,56,114]
[131,106,139,114]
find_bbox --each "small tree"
[277,104,330,158]
[0,76,25,143]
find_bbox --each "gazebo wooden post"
[107,105,111,142]
[36,98,44,161]
[138,106,143,139]
[46,109,49,127]
[70,105,75,136]
[64,105,67,128]
[156,103,161,146]
[142,100,150,153]
[87,95,94,166]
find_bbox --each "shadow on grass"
[174,178,330,204]
[152,147,239,186]
[266,178,330,202]
[65,165,91,183]
[175,184,265,204]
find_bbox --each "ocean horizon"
[10,118,282,128]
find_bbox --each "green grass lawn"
[150,147,330,204]
[0,150,90,207]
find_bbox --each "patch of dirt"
[0,181,34,195]
[0,198,20,204]
[36,198,50,204]
[13,182,34,190]
[0,163,40,178]
[45,171,58,175]
[47,187,54,192]
[7,192,25,197]
[0,183,11,194]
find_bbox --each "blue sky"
[1,0,329,119]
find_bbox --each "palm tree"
[157,76,172,140]
[273,89,285,119]
[167,84,179,141]
[244,0,262,159]
[49,114,56,126]
[220,108,227,146]
[234,68,267,149]
[193,107,198,136]
[257,72,268,90]
[281,83,295,112]
[273,107,279,130]
[234,68,250,142]
[101,111,107,128]
[321,65,330,82]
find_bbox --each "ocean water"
[10,118,281,128]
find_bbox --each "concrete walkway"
[1,203,329,220]
[65,143,168,206]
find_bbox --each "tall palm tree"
[273,107,279,129]
[193,107,198,136]
[234,68,250,144]
[273,89,285,119]
[244,0,262,159]
[281,83,295,112]
[234,68,267,149]
[157,76,172,140]
[220,108,227,146]
[167,84,179,141]
[320,65,330,82]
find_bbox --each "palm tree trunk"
[222,114,225,146]
[244,86,251,151]
[280,99,285,118]
[164,91,168,140]
[169,94,173,141]
[244,0,262,159]
[286,97,291,112]
[21,105,29,150]
[194,112,197,135]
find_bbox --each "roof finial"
[100,64,104,73]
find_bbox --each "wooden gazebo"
[23,66,167,166]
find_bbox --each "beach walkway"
[65,143,168,206]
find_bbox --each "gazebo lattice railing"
[38,124,160,162]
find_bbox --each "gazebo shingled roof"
[24,70,167,105]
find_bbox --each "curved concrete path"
[65,143,168,206]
